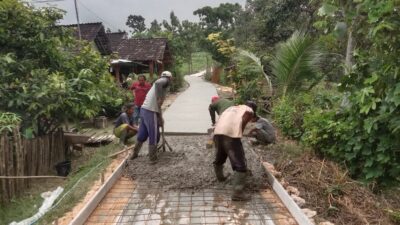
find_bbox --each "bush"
[273,88,340,140]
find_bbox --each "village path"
[163,71,217,134]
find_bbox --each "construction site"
[49,75,310,225]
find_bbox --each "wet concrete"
[115,186,294,225]
[116,136,297,225]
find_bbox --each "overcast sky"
[29,0,246,32]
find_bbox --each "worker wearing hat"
[130,71,173,163]
[208,96,234,126]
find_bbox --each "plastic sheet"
[10,186,64,225]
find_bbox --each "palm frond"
[271,31,323,97]
[237,48,273,96]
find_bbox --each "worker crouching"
[113,103,138,146]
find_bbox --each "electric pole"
[74,0,81,40]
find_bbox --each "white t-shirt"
[214,105,254,138]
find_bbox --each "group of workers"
[113,71,276,201]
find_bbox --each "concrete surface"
[163,75,217,134]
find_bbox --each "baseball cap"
[161,71,172,78]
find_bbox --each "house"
[107,33,173,83]
[62,22,112,56]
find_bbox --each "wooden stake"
[101,172,104,184]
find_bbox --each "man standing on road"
[130,71,173,163]
[129,75,151,126]
[208,96,234,126]
[113,103,138,146]
[212,101,258,201]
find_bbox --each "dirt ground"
[125,135,269,191]
[254,135,400,225]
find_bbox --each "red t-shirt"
[130,82,151,107]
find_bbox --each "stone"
[302,208,317,218]
[291,194,306,207]
[319,222,335,225]
[286,186,300,196]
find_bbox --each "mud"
[124,136,270,191]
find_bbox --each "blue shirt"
[114,112,134,128]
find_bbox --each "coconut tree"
[271,31,324,97]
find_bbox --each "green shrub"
[272,96,305,139]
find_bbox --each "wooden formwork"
[0,129,65,203]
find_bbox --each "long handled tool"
[157,114,173,152]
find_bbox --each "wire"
[77,0,121,31]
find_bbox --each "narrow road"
[163,74,218,134]
[84,73,297,225]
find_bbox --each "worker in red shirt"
[130,75,151,125]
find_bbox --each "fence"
[0,128,65,203]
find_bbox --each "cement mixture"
[124,136,270,191]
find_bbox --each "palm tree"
[271,31,323,97]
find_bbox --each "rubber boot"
[130,141,143,160]
[148,145,158,163]
[214,164,227,182]
[231,171,251,201]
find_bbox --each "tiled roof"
[116,38,168,61]
[106,32,127,52]
[61,22,112,55]
[62,22,103,41]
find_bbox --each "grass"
[0,142,121,225]
[180,52,212,75]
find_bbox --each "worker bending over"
[213,101,258,201]
[208,96,234,126]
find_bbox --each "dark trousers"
[213,135,247,172]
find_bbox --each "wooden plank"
[262,162,314,225]
[6,133,15,200]
[24,139,31,188]
[44,134,50,172]
[34,138,38,176]
[69,157,128,225]
[0,133,8,203]
[13,128,24,193]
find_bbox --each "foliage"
[299,0,400,185]
[206,32,236,65]
[0,0,121,136]
[235,0,316,52]
[126,14,146,34]
[232,55,265,103]
[273,88,340,140]
[0,112,21,132]
[194,3,242,34]
[271,31,324,97]
[273,95,310,139]
[148,19,162,36]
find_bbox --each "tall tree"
[148,19,162,35]
[126,14,146,33]
[194,3,242,34]
[237,0,314,52]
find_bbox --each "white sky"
[28,0,246,32]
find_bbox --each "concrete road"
[163,74,217,134]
